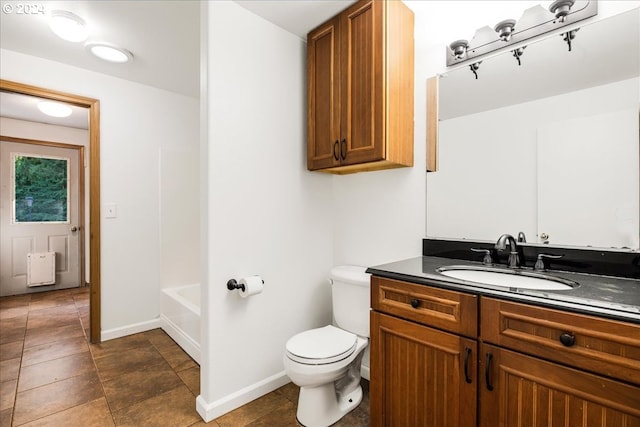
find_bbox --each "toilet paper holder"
[226,277,264,292]
[226,279,245,292]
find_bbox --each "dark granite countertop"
[367,256,640,324]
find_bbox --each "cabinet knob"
[559,332,576,347]
[410,298,420,309]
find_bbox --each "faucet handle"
[471,248,493,266]
[534,253,564,271]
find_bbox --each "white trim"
[196,371,290,423]
[361,364,370,381]
[160,314,201,364]
[100,318,162,342]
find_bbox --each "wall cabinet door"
[307,0,414,174]
[370,311,477,427]
[480,344,640,427]
[307,16,341,171]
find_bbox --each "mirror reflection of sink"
[436,266,578,291]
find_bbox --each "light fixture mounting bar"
[445,0,597,67]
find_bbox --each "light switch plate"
[105,203,117,219]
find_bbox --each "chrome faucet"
[495,234,520,268]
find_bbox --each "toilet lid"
[286,325,357,364]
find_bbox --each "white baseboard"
[100,318,162,342]
[196,371,290,423]
[160,314,201,364]
[361,363,370,381]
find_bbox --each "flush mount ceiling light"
[86,43,133,63]
[49,10,89,43]
[494,19,517,42]
[37,101,73,118]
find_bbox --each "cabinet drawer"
[481,298,640,385]
[371,276,478,338]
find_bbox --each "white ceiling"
[0,0,354,128]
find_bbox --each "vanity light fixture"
[86,43,134,63]
[449,40,469,60]
[495,19,516,42]
[49,10,89,43]
[561,29,579,51]
[37,101,73,118]
[512,46,526,66]
[445,0,596,67]
[549,0,576,22]
[469,61,481,79]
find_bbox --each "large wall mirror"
[427,9,639,251]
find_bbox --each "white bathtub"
[161,283,200,364]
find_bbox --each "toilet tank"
[330,265,371,337]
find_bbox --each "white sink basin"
[437,266,577,291]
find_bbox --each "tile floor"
[0,287,369,426]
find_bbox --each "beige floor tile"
[274,382,299,406]
[243,400,299,427]
[21,336,89,367]
[102,361,183,411]
[24,322,86,349]
[215,391,292,427]
[157,345,197,372]
[18,351,96,392]
[13,371,104,426]
[18,397,115,427]
[112,385,201,427]
[0,407,13,426]
[0,357,21,382]
[89,333,152,359]
[93,346,166,381]
[0,379,17,411]
[177,366,200,396]
[0,341,24,362]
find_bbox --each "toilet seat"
[286,325,357,365]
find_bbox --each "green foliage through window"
[14,155,68,222]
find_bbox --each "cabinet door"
[339,0,385,166]
[371,311,477,427]
[480,344,640,427]
[307,16,341,170]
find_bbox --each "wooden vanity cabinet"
[307,0,414,174]
[480,344,640,426]
[370,277,479,427]
[370,277,640,427]
[480,298,640,426]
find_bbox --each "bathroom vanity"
[367,252,640,427]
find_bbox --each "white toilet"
[283,265,370,427]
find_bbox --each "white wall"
[0,49,199,337]
[0,117,91,278]
[198,1,334,421]
[160,147,199,289]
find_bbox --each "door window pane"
[13,154,69,223]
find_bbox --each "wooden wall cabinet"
[370,277,640,426]
[307,0,414,174]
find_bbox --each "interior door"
[0,140,81,296]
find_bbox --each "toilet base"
[297,383,363,427]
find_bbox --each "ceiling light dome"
[49,10,89,43]
[37,101,73,118]
[86,43,134,63]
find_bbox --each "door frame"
[0,137,86,290]
[1,79,101,343]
